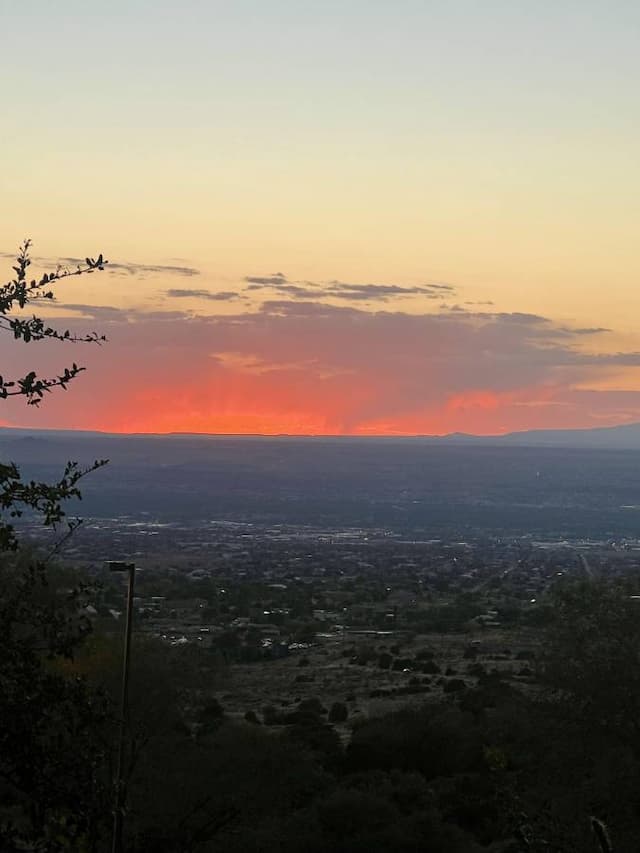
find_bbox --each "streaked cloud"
[244,273,456,302]
[5,298,640,436]
[0,250,200,279]
[165,288,241,301]
[59,304,192,322]
[244,273,288,286]
[65,259,200,278]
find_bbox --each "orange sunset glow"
[4,293,640,436]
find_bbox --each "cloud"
[492,312,549,324]
[58,304,128,322]
[246,282,320,298]
[577,351,640,365]
[58,304,192,322]
[244,273,288,286]
[243,273,456,302]
[165,288,241,301]
[557,326,610,335]
[6,297,640,436]
[70,259,200,278]
[259,300,360,318]
[1,250,200,279]
[323,282,453,300]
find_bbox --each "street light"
[106,561,136,853]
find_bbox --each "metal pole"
[112,563,135,853]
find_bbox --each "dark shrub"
[299,697,327,715]
[346,705,483,779]
[262,705,281,725]
[328,701,348,723]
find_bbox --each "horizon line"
[1,423,639,440]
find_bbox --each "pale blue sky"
[4,1,640,138]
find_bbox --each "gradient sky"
[2,1,640,434]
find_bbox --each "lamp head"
[106,561,136,573]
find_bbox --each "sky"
[2,1,640,435]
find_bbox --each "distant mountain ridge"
[441,422,640,449]
[2,422,640,449]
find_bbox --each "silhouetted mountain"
[498,422,640,449]
[4,421,640,450]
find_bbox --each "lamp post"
[107,561,136,853]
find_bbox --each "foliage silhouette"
[0,242,110,850]
[0,240,108,551]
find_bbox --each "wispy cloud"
[246,282,319,298]
[244,272,456,302]
[165,288,241,301]
[58,304,192,322]
[1,250,200,279]
[324,281,455,300]
[68,259,200,278]
[244,273,288,286]
[558,326,610,335]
